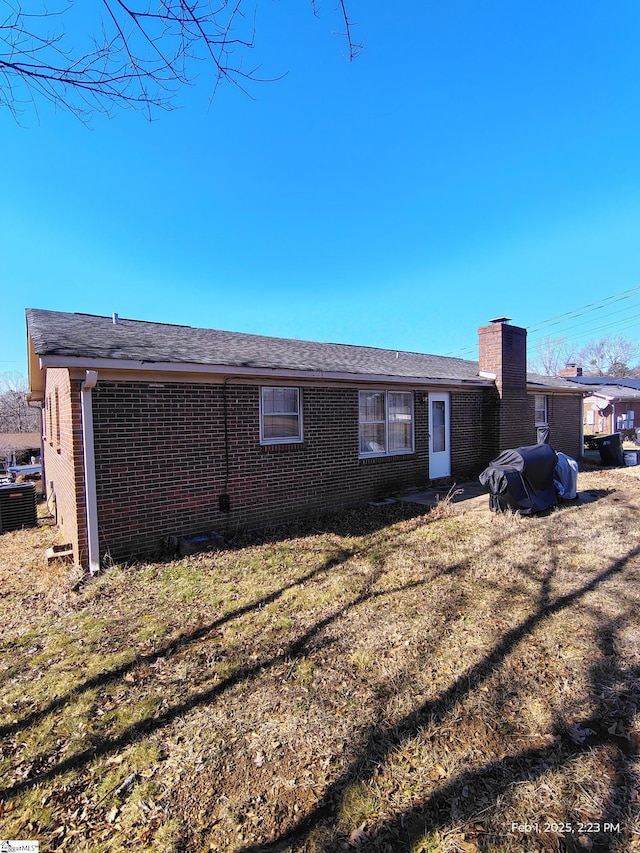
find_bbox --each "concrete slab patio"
[396,474,618,515]
[397,480,488,509]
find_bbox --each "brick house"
[26,309,584,570]
[0,433,41,472]
[558,366,640,437]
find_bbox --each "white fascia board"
[38,354,493,388]
[526,384,586,396]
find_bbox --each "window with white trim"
[359,390,414,457]
[534,394,548,426]
[617,410,635,430]
[260,387,302,444]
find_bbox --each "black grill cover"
[479,444,559,515]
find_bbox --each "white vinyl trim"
[81,370,100,575]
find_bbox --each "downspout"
[218,378,231,530]
[27,398,45,497]
[81,370,100,574]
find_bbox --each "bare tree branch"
[530,333,640,377]
[0,372,40,432]
[1,0,358,122]
[529,335,578,376]
[578,336,640,377]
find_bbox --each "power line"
[442,285,640,359]
[547,313,640,348]
[526,285,640,334]
[527,301,640,344]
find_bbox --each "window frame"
[534,394,549,426]
[617,410,635,430]
[259,386,303,445]
[54,388,61,450]
[358,389,415,458]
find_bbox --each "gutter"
[38,355,493,388]
[80,370,100,574]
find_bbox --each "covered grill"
[479,444,560,515]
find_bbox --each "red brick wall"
[42,369,87,565]
[450,388,499,475]
[583,401,640,437]
[525,393,583,460]
[90,380,492,560]
[478,322,530,451]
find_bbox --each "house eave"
[526,383,586,396]
[586,392,638,405]
[37,354,493,389]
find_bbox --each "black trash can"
[594,433,625,467]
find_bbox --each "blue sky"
[2,0,640,377]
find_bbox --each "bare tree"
[529,335,578,376]
[1,0,360,122]
[577,336,640,377]
[529,333,640,377]
[0,372,40,433]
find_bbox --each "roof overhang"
[27,332,44,399]
[36,354,494,389]
[585,391,640,405]
[526,383,587,396]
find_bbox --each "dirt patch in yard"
[1,469,640,852]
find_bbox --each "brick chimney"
[558,363,583,377]
[478,317,528,451]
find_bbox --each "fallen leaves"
[348,822,368,847]
[1,469,640,852]
[567,722,595,744]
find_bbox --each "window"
[43,394,49,441]
[54,388,61,449]
[431,399,446,452]
[617,411,635,430]
[534,394,548,426]
[359,391,414,457]
[260,387,302,444]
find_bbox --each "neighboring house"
[558,367,640,437]
[0,432,41,473]
[26,309,584,570]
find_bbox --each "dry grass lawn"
[1,467,640,852]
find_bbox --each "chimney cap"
[489,316,512,324]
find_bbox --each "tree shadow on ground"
[236,543,640,852]
[0,496,464,746]
[0,505,475,802]
[0,546,355,744]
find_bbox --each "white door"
[429,392,451,479]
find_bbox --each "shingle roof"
[26,309,486,382]
[0,433,41,450]
[25,309,584,391]
[566,376,640,390]
[526,372,585,391]
[582,384,640,401]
